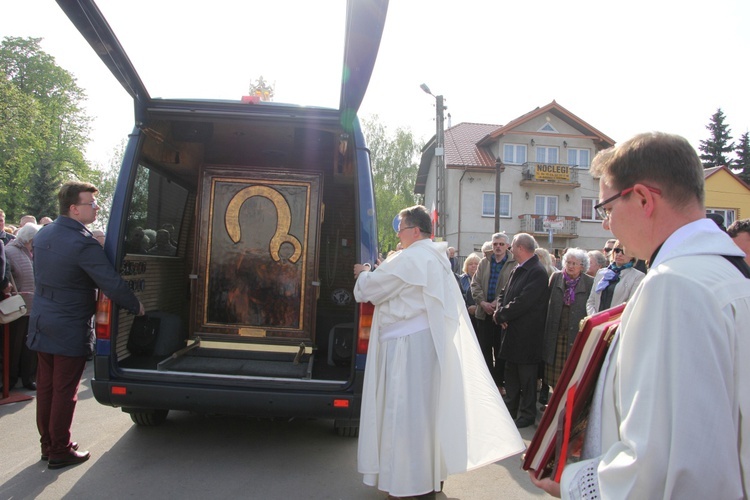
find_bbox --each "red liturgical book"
[523,303,626,480]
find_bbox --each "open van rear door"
[56,0,387,350]
[56,0,388,122]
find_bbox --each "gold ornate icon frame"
[195,167,322,345]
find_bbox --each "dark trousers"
[504,361,538,422]
[36,352,87,459]
[477,317,505,386]
[6,317,37,387]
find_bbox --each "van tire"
[334,420,359,437]
[130,409,169,426]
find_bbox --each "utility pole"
[420,84,447,239]
[494,156,505,233]
[435,95,446,239]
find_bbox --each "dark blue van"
[56,0,386,435]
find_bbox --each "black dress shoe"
[514,417,534,429]
[42,442,79,461]
[48,449,90,470]
[23,382,36,391]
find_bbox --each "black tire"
[129,409,169,426]
[334,421,359,437]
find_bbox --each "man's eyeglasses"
[603,247,613,253]
[594,185,661,220]
[397,226,416,234]
[612,248,624,255]
[493,242,506,247]
[76,200,99,209]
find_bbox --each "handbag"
[0,294,27,324]
[0,271,28,324]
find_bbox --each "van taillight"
[95,293,112,340]
[356,302,374,355]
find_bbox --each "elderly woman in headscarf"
[5,223,42,390]
[541,248,594,397]
[587,239,646,315]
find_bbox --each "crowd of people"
[353,132,749,499]
[452,232,647,426]
[1,211,52,393]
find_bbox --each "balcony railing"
[518,214,580,237]
[521,162,580,186]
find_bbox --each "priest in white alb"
[353,205,525,499]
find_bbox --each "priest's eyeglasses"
[594,185,662,220]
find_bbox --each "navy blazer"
[494,254,550,364]
[27,216,141,357]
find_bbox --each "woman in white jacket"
[587,240,645,315]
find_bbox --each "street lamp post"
[420,83,446,239]
[494,156,505,233]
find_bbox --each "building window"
[538,122,559,133]
[568,148,590,168]
[482,192,511,217]
[536,146,559,164]
[503,144,527,165]
[534,195,558,232]
[706,208,736,226]
[581,197,603,221]
[535,195,558,216]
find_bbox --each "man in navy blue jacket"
[27,181,144,470]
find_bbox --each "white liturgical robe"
[561,219,750,499]
[354,238,524,496]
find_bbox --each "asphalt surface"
[0,362,546,499]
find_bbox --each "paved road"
[0,362,546,499]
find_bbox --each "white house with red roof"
[416,101,616,260]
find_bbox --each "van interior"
[111,114,361,386]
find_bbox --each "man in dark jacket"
[27,181,144,470]
[493,233,549,428]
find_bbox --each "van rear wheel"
[129,409,169,426]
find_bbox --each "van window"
[125,164,188,256]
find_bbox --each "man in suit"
[470,232,516,392]
[27,181,144,470]
[493,233,549,428]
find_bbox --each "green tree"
[26,157,60,219]
[0,78,40,218]
[733,132,750,184]
[699,108,734,168]
[0,36,94,220]
[92,140,127,230]
[362,116,422,254]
